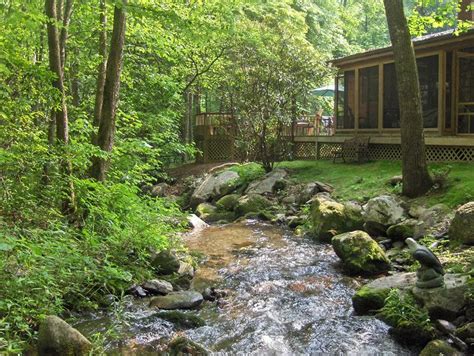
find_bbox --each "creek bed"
[74,220,416,355]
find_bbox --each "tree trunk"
[383,0,432,198]
[45,0,75,212]
[90,0,127,181]
[92,0,107,134]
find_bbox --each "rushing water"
[74,220,416,355]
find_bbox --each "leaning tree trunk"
[383,0,432,198]
[45,0,75,213]
[90,0,127,181]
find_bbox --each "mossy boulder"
[152,250,181,275]
[149,291,203,310]
[190,170,241,208]
[419,340,461,356]
[235,194,272,217]
[167,336,209,356]
[386,219,420,240]
[310,195,364,242]
[449,202,474,245]
[152,311,205,329]
[38,316,92,356]
[332,230,390,275]
[363,195,405,226]
[216,194,240,211]
[352,272,416,314]
[195,203,235,223]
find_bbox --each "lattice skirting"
[293,142,317,159]
[317,143,474,162]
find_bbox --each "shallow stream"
[74,220,416,355]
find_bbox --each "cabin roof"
[332,28,474,67]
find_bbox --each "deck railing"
[282,116,335,137]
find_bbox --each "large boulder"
[195,203,234,223]
[142,279,173,295]
[332,230,390,276]
[419,340,462,356]
[149,291,204,310]
[310,195,363,242]
[386,219,421,240]
[449,202,474,245]
[216,194,240,211]
[187,214,209,231]
[363,195,405,226]
[190,170,240,208]
[245,169,287,195]
[412,274,469,320]
[352,272,416,314]
[235,194,272,217]
[38,316,91,356]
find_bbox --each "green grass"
[277,160,474,208]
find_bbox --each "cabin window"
[417,55,439,128]
[383,63,400,128]
[359,66,379,129]
[336,70,355,129]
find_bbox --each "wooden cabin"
[322,26,474,162]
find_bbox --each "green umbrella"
[309,84,342,97]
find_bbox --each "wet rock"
[412,274,469,320]
[419,339,461,356]
[178,261,195,278]
[38,315,92,356]
[352,272,416,314]
[363,195,405,226]
[195,203,235,223]
[245,169,288,195]
[190,170,240,208]
[287,215,307,229]
[331,230,390,276]
[310,195,363,242]
[152,250,181,275]
[142,279,173,295]
[151,182,169,197]
[187,214,209,231]
[195,202,217,218]
[149,291,204,310]
[152,311,205,329]
[436,319,457,334]
[235,194,272,217]
[386,219,421,240]
[127,284,148,298]
[202,287,227,302]
[455,322,474,340]
[449,202,474,245]
[167,336,209,355]
[216,194,240,211]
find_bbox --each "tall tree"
[91,0,127,181]
[383,0,433,197]
[93,0,107,134]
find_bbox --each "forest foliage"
[0,0,466,352]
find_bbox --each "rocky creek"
[72,220,416,354]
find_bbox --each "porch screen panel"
[359,66,379,129]
[458,55,474,133]
[337,70,355,129]
[383,63,400,128]
[417,55,439,128]
[445,51,453,129]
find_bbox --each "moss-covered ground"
[278,160,474,208]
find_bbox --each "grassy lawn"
[277,160,474,208]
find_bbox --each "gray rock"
[245,169,288,195]
[187,214,209,231]
[363,221,387,237]
[352,272,416,314]
[149,291,204,310]
[235,194,272,217]
[38,315,91,356]
[178,261,195,278]
[152,250,181,275]
[412,274,469,320]
[387,175,403,186]
[436,319,457,334]
[449,202,474,245]
[190,170,240,208]
[363,195,405,226]
[142,279,173,295]
[386,219,422,240]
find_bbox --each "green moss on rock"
[167,336,209,355]
[153,311,205,329]
[216,194,240,211]
[332,230,390,275]
[419,340,461,356]
[235,194,272,217]
[386,219,419,240]
[352,286,390,314]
